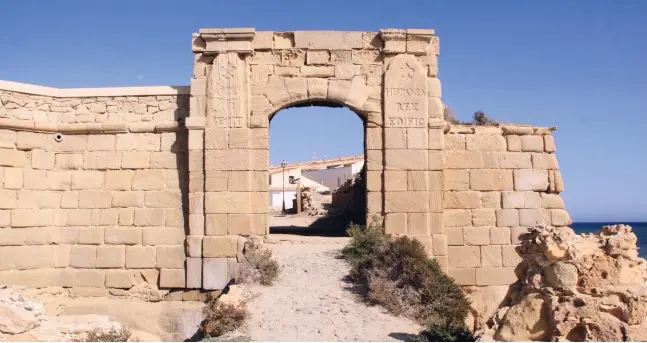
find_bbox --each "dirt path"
[237,240,422,342]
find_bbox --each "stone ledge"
[0,80,190,98]
[447,123,557,135]
[0,118,182,134]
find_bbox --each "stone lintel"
[196,28,256,54]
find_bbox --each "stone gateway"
[0,29,569,312]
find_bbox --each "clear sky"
[1,0,645,222]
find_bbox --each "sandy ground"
[233,242,422,342]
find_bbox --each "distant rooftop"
[269,155,364,173]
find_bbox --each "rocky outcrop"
[479,224,647,342]
[0,287,129,342]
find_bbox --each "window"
[289,176,295,184]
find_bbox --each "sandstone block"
[31,150,55,170]
[448,246,481,268]
[156,246,186,269]
[105,270,135,289]
[498,152,532,169]
[432,234,447,256]
[446,227,463,246]
[443,170,469,191]
[520,135,543,152]
[105,228,141,245]
[385,191,429,213]
[448,268,476,286]
[531,153,559,170]
[540,193,564,209]
[365,149,382,171]
[464,227,491,246]
[428,171,443,191]
[519,209,551,226]
[144,191,182,208]
[550,209,572,226]
[481,192,501,209]
[511,226,531,245]
[384,171,407,191]
[96,245,125,268]
[306,78,328,99]
[407,213,428,234]
[3,167,23,189]
[506,135,521,151]
[444,150,483,169]
[444,209,472,227]
[72,270,106,288]
[203,236,238,258]
[366,171,382,192]
[481,245,503,267]
[47,171,72,191]
[112,191,144,208]
[306,50,330,65]
[470,170,513,191]
[502,191,540,209]
[71,171,103,190]
[132,170,166,190]
[0,228,24,245]
[160,269,185,288]
[0,149,28,167]
[466,135,506,151]
[78,227,104,245]
[142,227,185,245]
[300,65,334,77]
[53,153,83,170]
[472,209,496,226]
[444,191,481,209]
[11,209,53,227]
[87,135,115,151]
[0,189,17,209]
[204,192,250,214]
[429,191,443,213]
[205,171,227,192]
[70,245,97,268]
[385,128,406,149]
[202,258,231,290]
[513,170,549,191]
[54,245,71,268]
[186,257,202,289]
[103,170,132,191]
[23,169,48,190]
[496,209,519,227]
[444,135,465,150]
[121,152,151,169]
[490,227,511,245]
[125,246,156,269]
[118,208,134,226]
[385,213,406,234]
[187,236,203,258]
[78,191,111,209]
[384,150,427,171]
[428,151,444,171]
[406,128,427,149]
[475,267,517,286]
[116,134,160,151]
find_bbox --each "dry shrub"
[81,327,132,342]
[200,300,249,338]
[238,240,279,286]
[342,219,471,329]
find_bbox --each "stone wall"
[0,29,572,314]
[442,124,569,288]
[0,83,193,297]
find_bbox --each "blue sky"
[1,0,645,222]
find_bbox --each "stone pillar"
[380,29,445,268]
[192,28,261,290]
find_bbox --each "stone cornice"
[0,80,190,98]
[0,118,182,134]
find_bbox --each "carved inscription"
[387,117,426,127]
[384,55,427,128]
[209,53,248,128]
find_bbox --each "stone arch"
[185,28,446,290]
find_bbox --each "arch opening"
[267,105,367,238]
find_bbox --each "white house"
[268,155,364,209]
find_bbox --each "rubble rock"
[479,224,647,342]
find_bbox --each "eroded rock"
[479,224,647,342]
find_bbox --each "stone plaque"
[208,53,248,127]
[384,54,428,128]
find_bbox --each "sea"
[571,222,647,259]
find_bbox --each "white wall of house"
[302,160,364,191]
[269,190,297,209]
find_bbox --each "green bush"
[200,301,249,338]
[341,220,471,328]
[411,323,478,342]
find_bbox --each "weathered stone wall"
[0,29,572,315]
[442,124,569,288]
[0,85,193,297]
